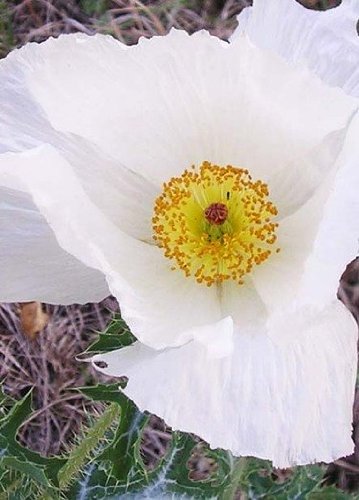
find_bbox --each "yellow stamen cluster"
[152,161,279,287]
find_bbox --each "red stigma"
[204,202,228,225]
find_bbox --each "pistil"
[204,202,228,225]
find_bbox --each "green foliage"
[0,1,14,58]
[58,403,120,490]
[84,313,136,355]
[0,387,65,478]
[233,457,348,499]
[78,383,149,484]
[0,317,356,499]
[80,0,111,17]
[0,386,64,498]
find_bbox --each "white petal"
[269,127,350,218]
[250,172,333,314]
[235,0,359,96]
[296,112,359,307]
[107,268,224,351]
[92,301,357,468]
[1,31,356,187]
[252,113,359,316]
[62,139,158,242]
[0,187,109,304]
[0,145,222,348]
[1,128,158,242]
[59,139,158,242]
[219,279,267,331]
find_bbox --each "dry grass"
[0,0,250,57]
[0,299,118,455]
[0,0,358,493]
[0,0,341,58]
[0,298,180,477]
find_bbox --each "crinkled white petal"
[1,30,356,189]
[60,138,158,242]
[0,145,223,349]
[92,301,357,468]
[234,0,359,96]
[250,171,334,315]
[0,122,157,242]
[251,113,359,318]
[1,31,356,318]
[0,132,158,303]
[0,187,109,304]
[219,279,267,332]
[269,127,350,219]
[298,113,359,307]
[1,28,357,348]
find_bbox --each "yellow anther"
[152,161,279,286]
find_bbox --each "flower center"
[204,202,228,225]
[152,161,279,287]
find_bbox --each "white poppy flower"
[0,0,358,467]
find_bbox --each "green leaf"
[0,457,51,489]
[0,388,65,484]
[228,458,335,500]
[67,466,127,500]
[79,384,149,484]
[84,314,136,355]
[308,486,353,499]
[76,386,257,498]
[162,433,232,498]
[58,403,120,490]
